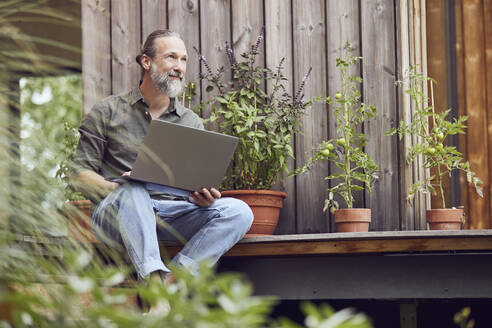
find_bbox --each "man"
[73,29,253,285]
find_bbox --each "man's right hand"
[75,170,120,200]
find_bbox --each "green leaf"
[385,127,397,136]
[254,140,260,152]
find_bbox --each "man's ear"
[141,54,152,71]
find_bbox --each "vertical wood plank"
[141,0,168,39]
[420,0,428,88]
[168,0,200,108]
[81,0,111,113]
[396,0,416,230]
[265,0,296,234]
[454,0,470,225]
[199,0,231,122]
[361,0,400,231]
[111,0,141,94]
[325,0,361,232]
[484,0,492,228]
[231,0,264,66]
[462,0,490,229]
[413,0,430,229]
[293,0,328,233]
[407,0,421,227]
[426,0,451,208]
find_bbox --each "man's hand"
[75,170,120,200]
[189,188,221,207]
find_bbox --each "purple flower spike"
[225,41,237,66]
[251,28,264,53]
[295,67,312,102]
[194,46,213,76]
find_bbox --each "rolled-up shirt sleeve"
[73,102,109,175]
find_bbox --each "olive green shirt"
[73,87,204,198]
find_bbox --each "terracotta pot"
[63,199,97,242]
[426,208,464,230]
[334,208,371,232]
[220,190,287,236]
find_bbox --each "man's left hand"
[189,188,221,207]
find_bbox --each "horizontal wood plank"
[20,230,492,257]
[223,237,492,256]
[160,230,492,257]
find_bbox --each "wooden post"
[400,301,418,328]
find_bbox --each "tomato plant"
[386,68,483,208]
[293,43,379,212]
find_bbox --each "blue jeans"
[91,181,253,279]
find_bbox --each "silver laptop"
[128,119,238,193]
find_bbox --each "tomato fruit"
[324,143,334,151]
[337,138,347,146]
[426,147,436,155]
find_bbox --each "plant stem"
[342,72,353,208]
[430,76,445,207]
[437,164,446,208]
[430,79,437,126]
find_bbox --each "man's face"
[149,36,187,97]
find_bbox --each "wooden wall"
[82,0,414,233]
[455,0,491,229]
[426,0,491,229]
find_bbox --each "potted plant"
[387,67,483,230]
[56,122,96,242]
[293,43,379,232]
[195,32,313,235]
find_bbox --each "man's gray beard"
[150,64,185,98]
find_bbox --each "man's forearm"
[74,170,119,200]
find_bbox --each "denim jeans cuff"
[172,253,199,276]
[139,259,170,279]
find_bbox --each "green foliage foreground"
[0,2,375,327]
[1,257,373,328]
[0,2,476,327]
[1,77,374,327]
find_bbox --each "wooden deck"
[17,230,492,300]
[162,230,492,257]
[212,230,492,300]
